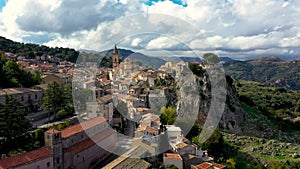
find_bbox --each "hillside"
[224,56,300,90]
[0,36,79,62]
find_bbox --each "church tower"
[112,45,120,71]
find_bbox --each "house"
[166,125,182,140]
[181,154,204,169]
[0,88,43,112]
[173,142,196,155]
[42,74,72,85]
[97,95,115,125]
[163,153,183,169]
[191,162,226,169]
[0,147,53,169]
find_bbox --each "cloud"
[0,0,299,60]
[131,38,142,47]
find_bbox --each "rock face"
[163,62,245,134]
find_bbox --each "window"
[35,94,37,100]
[37,165,40,169]
[83,157,85,163]
[21,96,24,101]
[47,162,50,167]
[28,94,31,100]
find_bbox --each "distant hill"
[96,48,166,68]
[0,36,79,62]
[224,56,300,90]
[160,56,234,63]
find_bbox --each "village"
[0,46,225,169]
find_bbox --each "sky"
[0,0,299,60]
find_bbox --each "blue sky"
[0,0,7,11]
[144,0,187,7]
[0,0,299,60]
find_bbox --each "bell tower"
[112,45,119,71]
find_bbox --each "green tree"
[160,106,176,125]
[202,53,220,65]
[166,164,178,169]
[0,95,30,140]
[42,82,72,119]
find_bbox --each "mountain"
[126,52,166,68]
[224,56,300,90]
[95,48,166,68]
[161,56,235,63]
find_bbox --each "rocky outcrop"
[163,62,245,134]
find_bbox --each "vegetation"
[0,53,41,88]
[0,36,79,62]
[160,106,176,125]
[234,80,300,130]
[188,62,205,77]
[42,82,73,120]
[202,53,220,65]
[0,95,40,155]
[0,95,30,141]
[224,56,300,90]
[48,120,71,131]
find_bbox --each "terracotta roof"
[64,129,115,153]
[212,162,226,169]
[164,153,182,161]
[0,147,52,169]
[46,129,60,134]
[146,126,158,134]
[61,116,107,138]
[195,162,213,169]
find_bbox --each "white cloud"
[131,38,142,47]
[0,0,299,60]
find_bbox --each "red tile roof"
[0,147,52,169]
[164,153,182,161]
[146,126,158,134]
[64,129,115,153]
[196,162,213,169]
[60,116,107,138]
[212,162,226,169]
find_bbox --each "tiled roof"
[0,147,52,169]
[212,162,226,169]
[64,129,114,153]
[164,153,182,161]
[60,116,107,138]
[195,162,212,169]
[146,126,158,134]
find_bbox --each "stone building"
[0,116,116,169]
[0,88,43,112]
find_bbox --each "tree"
[166,164,178,169]
[199,129,224,158]
[202,53,220,65]
[0,95,30,140]
[160,106,176,125]
[42,82,72,119]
